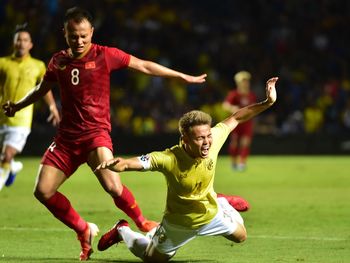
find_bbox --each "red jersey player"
[222,71,257,171]
[2,7,206,261]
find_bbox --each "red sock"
[43,192,87,234]
[228,146,239,157]
[113,185,145,227]
[240,147,250,164]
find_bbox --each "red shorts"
[41,130,113,177]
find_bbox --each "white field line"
[248,234,348,242]
[0,226,348,241]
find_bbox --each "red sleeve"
[225,90,237,104]
[104,46,131,71]
[43,57,57,82]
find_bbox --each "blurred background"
[1,0,350,155]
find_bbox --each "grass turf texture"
[0,156,349,263]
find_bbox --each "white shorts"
[150,197,244,254]
[0,125,31,153]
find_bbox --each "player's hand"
[94,157,122,173]
[265,77,278,105]
[47,105,61,127]
[2,101,18,117]
[181,73,207,83]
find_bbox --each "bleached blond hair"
[178,110,212,136]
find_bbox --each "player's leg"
[34,164,97,260]
[228,132,239,170]
[198,197,247,243]
[98,218,171,262]
[0,126,29,189]
[33,164,89,231]
[144,242,174,263]
[0,144,17,190]
[219,197,247,242]
[237,134,252,171]
[6,159,23,186]
[88,146,158,232]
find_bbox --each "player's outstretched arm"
[94,157,143,173]
[128,55,207,83]
[222,77,278,131]
[3,80,53,117]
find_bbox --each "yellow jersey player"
[95,77,278,262]
[0,24,59,191]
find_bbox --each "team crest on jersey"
[85,61,96,69]
[207,159,214,170]
[178,173,188,179]
[139,154,150,162]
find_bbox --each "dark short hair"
[14,23,31,36]
[64,6,93,26]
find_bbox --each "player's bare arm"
[95,157,143,173]
[43,90,60,126]
[222,77,278,131]
[222,101,240,114]
[128,55,207,83]
[3,80,53,117]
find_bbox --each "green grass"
[1,156,349,262]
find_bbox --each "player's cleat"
[137,219,159,232]
[233,163,246,172]
[225,195,250,212]
[97,219,129,251]
[5,172,16,187]
[5,161,23,187]
[77,222,99,261]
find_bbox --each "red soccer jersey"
[44,44,130,136]
[224,89,257,131]
[224,89,257,109]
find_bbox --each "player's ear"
[182,134,189,144]
[28,41,33,51]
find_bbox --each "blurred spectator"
[1,0,350,136]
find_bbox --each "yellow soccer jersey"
[0,54,46,128]
[148,122,231,228]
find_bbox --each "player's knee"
[235,231,247,243]
[143,242,173,263]
[102,180,123,196]
[33,188,45,202]
[226,224,247,243]
[33,185,54,202]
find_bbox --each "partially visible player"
[95,77,278,262]
[3,7,206,261]
[222,71,257,171]
[0,24,60,191]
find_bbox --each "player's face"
[13,31,33,58]
[64,19,94,58]
[183,124,212,159]
[237,79,250,94]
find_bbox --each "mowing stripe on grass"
[1,226,348,241]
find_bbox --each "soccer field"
[0,156,349,263]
